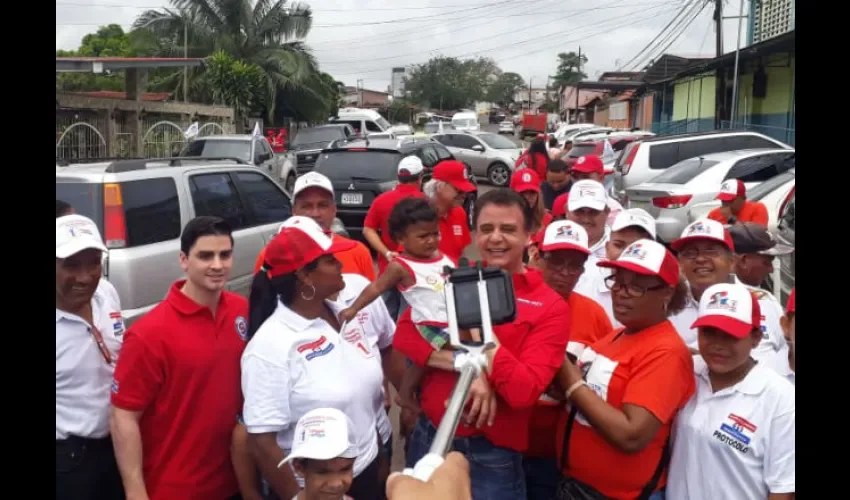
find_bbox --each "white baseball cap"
[398,156,425,178]
[597,238,679,286]
[56,214,108,259]
[293,172,334,200]
[278,408,357,468]
[567,179,607,212]
[691,283,762,338]
[611,208,656,239]
[540,220,590,255]
[671,218,734,252]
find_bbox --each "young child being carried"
[338,197,456,409]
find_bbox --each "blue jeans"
[648,490,665,500]
[407,415,526,500]
[523,457,559,500]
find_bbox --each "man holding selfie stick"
[393,188,571,499]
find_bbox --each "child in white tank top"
[338,198,456,409]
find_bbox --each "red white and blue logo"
[623,242,647,260]
[297,336,335,361]
[235,316,248,341]
[707,291,737,312]
[719,413,757,445]
[109,311,125,337]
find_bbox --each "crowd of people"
[56,133,795,500]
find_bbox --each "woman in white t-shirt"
[667,282,795,500]
[241,216,390,500]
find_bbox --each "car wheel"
[285,173,296,194]
[488,163,510,187]
[464,194,476,230]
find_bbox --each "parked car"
[179,134,293,190]
[390,124,414,137]
[313,137,478,236]
[330,107,392,135]
[772,189,795,306]
[625,149,795,243]
[290,124,356,191]
[498,121,516,134]
[551,123,596,141]
[613,130,792,203]
[56,157,295,326]
[564,135,647,169]
[423,122,454,134]
[432,131,523,187]
[688,166,795,232]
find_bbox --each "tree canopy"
[404,56,501,111]
[552,51,588,89]
[486,72,526,107]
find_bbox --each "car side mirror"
[471,144,485,152]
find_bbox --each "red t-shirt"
[516,152,550,180]
[555,321,695,499]
[526,292,612,458]
[111,281,248,500]
[707,201,769,226]
[438,206,472,263]
[393,268,570,452]
[363,183,426,273]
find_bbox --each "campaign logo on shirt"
[453,224,463,236]
[109,311,125,337]
[297,336,335,361]
[111,379,119,394]
[235,316,248,341]
[342,326,373,357]
[759,314,768,339]
[706,291,738,312]
[713,413,757,453]
[623,242,647,260]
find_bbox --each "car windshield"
[293,128,343,146]
[181,139,250,161]
[567,143,599,158]
[478,133,517,150]
[425,123,453,133]
[452,118,477,127]
[376,116,391,130]
[56,181,103,231]
[747,169,795,201]
[315,151,401,181]
[649,157,722,184]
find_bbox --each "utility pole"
[714,0,725,129]
[574,46,582,123]
[528,76,532,112]
[183,20,188,103]
[729,0,748,127]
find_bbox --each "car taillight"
[779,185,795,217]
[621,143,640,175]
[652,194,692,209]
[348,147,367,151]
[103,183,127,248]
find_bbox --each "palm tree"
[134,0,319,118]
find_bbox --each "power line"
[615,0,695,71]
[627,0,705,70]
[631,2,706,69]
[55,1,511,11]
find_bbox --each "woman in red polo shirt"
[553,238,695,500]
[516,136,550,180]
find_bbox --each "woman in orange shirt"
[553,238,695,500]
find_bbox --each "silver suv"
[56,157,293,326]
[180,134,294,191]
[432,131,523,187]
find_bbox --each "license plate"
[341,193,363,205]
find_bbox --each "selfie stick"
[403,262,497,481]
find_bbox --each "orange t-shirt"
[526,292,613,458]
[555,320,695,499]
[254,233,376,281]
[707,201,768,226]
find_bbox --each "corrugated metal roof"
[68,91,173,102]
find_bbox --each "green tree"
[135,0,320,119]
[552,51,588,89]
[202,51,266,124]
[405,56,500,110]
[486,72,526,107]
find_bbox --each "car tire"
[285,173,296,194]
[464,194,476,230]
[487,163,510,187]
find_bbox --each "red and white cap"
[716,179,746,201]
[398,156,425,178]
[510,168,541,193]
[567,179,607,212]
[433,160,475,192]
[263,216,355,278]
[551,192,570,218]
[597,238,679,286]
[56,214,108,258]
[293,171,334,199]
[540,220,590,255]
[571,155,604,174]
[691,283,762,338]
[786,287,795,314]
[671,218,735,252]
[611,208,656,239]
[278,408,357,467]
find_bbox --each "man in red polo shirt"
[110,216,248,500]
[427,160,474,263]
[394,188,569,499]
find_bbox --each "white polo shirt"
[56,278,124,440]
[241,281,385,479]
[329,274,395,446]
[574,262,621,330]
[667,358,795,499]
[588,226,611,260]
[669,278,791,376]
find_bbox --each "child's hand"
[338,307,357,324]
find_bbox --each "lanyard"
[88,324,114,365]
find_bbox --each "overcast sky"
[56,0,750,91]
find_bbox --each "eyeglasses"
[679,247,727,260]
[542,254,585,274]
[604,275,667,298]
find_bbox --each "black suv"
[292,124,356,177]
[314,137,478,237]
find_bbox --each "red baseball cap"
[571,155,604,175]
[263,216,355,278]
[510,168,541,193]
[716,179,746,201]
[786,287,795,314]
[551,192,570,217]
[691,283,762,339]
[433,160,475,192]
[597,238,680,286]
